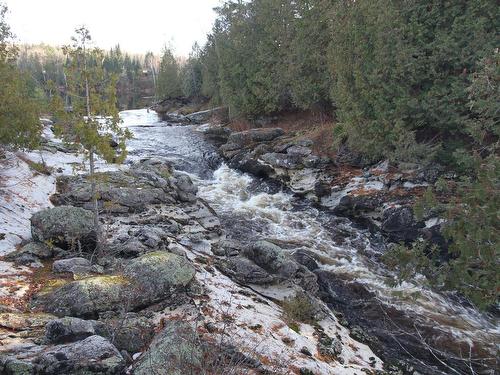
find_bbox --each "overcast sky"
[3,0,222,56]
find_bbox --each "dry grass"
[228,110,338,159]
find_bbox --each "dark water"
[121,109,499,375]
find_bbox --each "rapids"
[121,109,499,375]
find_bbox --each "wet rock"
[133,321,202,375]
[245,241,284,269]
[292,250,319,271]
[45,317,95,344]
[227,128,284,147]
[381,206,421,242]
[173,173,198,202]
[202,125,231,145]
[245,241,318,292]
[31,206,97,251]
[52,258,93,275]
[217,256,274,285]
[33,335,125,374]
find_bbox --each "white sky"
[3,0,222,56]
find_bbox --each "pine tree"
[51,26,131,247]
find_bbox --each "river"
[121,108,498,375]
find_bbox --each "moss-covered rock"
[123,251,195,304]
[30,206,97,251]
[38,275,130,318]
[0,357,34,375]
[133,321,202,375]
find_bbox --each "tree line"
[158,0,498,168]
[156,0,498,309]
[17,43,158,110]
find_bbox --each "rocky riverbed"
[0,109,497,375]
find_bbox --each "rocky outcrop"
[37,251,195,318]
[52,161,198,212]
[151,97,191,121]
[123,251,196,304]
[31,206,97,251]
[2,155,383,375]
[217,240,318,293]
[33,335,125,374]
[133,321,202,375]
[205,123,445,246]
[207,127,333,198]
[152,98,229,125]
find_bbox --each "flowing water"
[121,109,499,375]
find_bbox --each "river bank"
[0,110,384,375]
[0,109,497,374]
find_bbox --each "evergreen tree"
[180,43,203,99]
[51,27,131,245]
[156,45,181,99]
[0,2,41,150]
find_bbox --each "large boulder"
[38,252,196,317]
[45,317,95,344]
[31,206,97,251]
[133,321,202,375]
[93,313,155,354]
[217,257,274,285]
[381,206,421,242]
[38,275,130,318]
[244,241,318,292]
[123,251,196,304]
[33,335,124,375]
[245,241,285,270]
[52,257,94,275]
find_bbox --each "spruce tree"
[51,26,131,247]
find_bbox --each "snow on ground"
[0,122,120,311]
[191,264,383,374]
